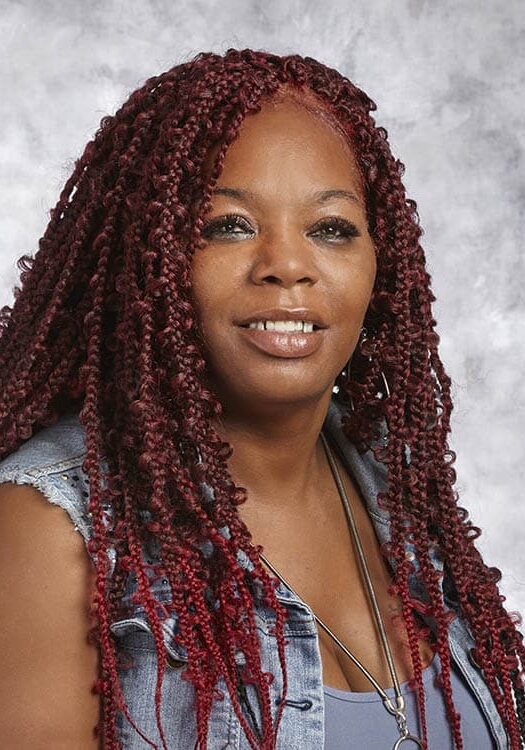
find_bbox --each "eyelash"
[201,213,361,242]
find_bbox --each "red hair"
[1,48,524,749]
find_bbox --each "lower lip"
[237,326,325,358]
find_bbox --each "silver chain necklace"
[258,430,424,749]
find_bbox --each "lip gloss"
[237,327,324,358]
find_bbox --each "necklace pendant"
[393,735,425,749]
[387,698,425,749]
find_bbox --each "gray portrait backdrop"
[1,0,524,616]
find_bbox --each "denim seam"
[368,509,389,525]
[17,453,86,476]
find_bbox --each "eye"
[309,217,361,243]
[201,213,255,240]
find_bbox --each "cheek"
[190,256,222,320]
[190,255,239,339]
[332,255,376,319]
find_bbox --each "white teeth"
[273,321,296,332]
[247,320,316,332]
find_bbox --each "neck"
[212,391,335,512]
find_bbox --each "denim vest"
[0,398,508,749]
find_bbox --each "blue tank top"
[323,650,495,749]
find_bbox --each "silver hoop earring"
[342,327,391,411]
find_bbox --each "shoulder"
[0,413,96,548]
[0,418,101,746]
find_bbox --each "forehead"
[211,98,365,202]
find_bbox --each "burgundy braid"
[0,48,523,749]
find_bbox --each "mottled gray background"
[1,0,524,616]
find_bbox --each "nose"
[249,230,320,288]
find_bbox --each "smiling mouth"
[238,321,322,332]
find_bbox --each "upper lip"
[235,308,328,329]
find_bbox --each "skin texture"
[191,97,377,512]
[191,97,435,690]
[0,483,100,748]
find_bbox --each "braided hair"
[1,48,524,749]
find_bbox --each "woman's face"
[190,97,377,412]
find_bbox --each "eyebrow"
[212,187,360,205]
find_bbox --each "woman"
[0,48,523,749]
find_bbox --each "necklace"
[258,430,424,749]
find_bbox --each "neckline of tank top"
[323,651,441,703]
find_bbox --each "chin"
[230,378,333,406]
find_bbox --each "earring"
[340,327,391,411]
